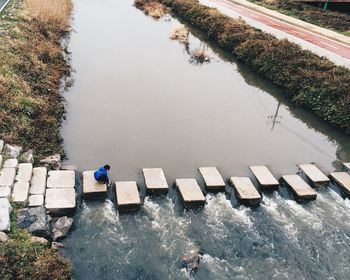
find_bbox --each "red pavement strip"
[210,0,350,60]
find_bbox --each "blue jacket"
[94,166,109,181]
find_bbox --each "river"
[61,0,350,279]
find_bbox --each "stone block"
[330,172,350,197]
[0,140,3,153]
[82,171,107,198]
[0,187,11,199]
[142,168,169,194]
[47,170,75,189]
[281,175,317,201]
[3,159,18,168]
[16,163,33,182]
[199,167,225,191]
[29,167,47,195]
[344,162,350,172]
[115,181,141,211]
[249,165,279,190]
[175,179,205,208]
[0,155,2,169]
[45,188,76,214]
[230,177,261,206]
[0,168,16,188]
[298,164,329,187]
[0,198,12,232]
[28,194,44,207]
[12,181,29,204]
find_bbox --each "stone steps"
[199,167,225,191]
[298,163,330,187]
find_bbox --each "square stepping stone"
[230,177,261,206]
[0,198,12,232]
[0,187,11,199]
[175,178,205,208]
[115,181,141,211]
[3,159,18,168]
[47,170,75,189]
[12,181,29,204]
[0,168,16,188]
[249,165,279,190]
[142,168,169,194]
[82,171,107,198]
[45,188,76,214]
[330,172,350,197]
[16,163,33,182]
[281,174,317,201]
[29,167,47,195]
[298,164,329,187]
[28,194,44,207]
[199,167,225,191]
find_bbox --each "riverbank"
[0,0,72,160]
[148,0,350,134]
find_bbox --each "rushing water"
[61,0,350,279]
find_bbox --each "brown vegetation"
[156,0,350,133]
[134,0,169,19]
[0,0,72,159]
[190,46,210,64]
[170,24,189,43]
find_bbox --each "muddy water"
[61,0,350,279]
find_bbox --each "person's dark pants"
[97,175,108,184]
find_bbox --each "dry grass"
[190,47,210,64]
[24,0,73,29]
[134,0,169,19]
[170,24,189,43]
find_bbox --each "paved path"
[204,0,350,64]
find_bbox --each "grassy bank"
[0,205,73,280]
[0,0,72,159]
[151,0,350,134]
[248,0,350,35]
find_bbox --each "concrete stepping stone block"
[28,194,44,207]
[142,168,169,194]
[0,198,12,232]
[344,163,350,171]
[0,168,16,188]
[115,181,141,211]
[175,179,205,208]
[47,170,75,189]
[0,187,11,199]
[249,165,279,190]
[45,188,76,214]
[12,181,29,204]
[230,177,261,206]
[298,164,329,187]
[199,167,225,191]
[16,163,33,182]
[3,158,18,168]
[82,171,107,198]
[29,167,47,195]
[330,172,350,197]
[281,174,317,201]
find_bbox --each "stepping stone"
[29,167,47,195]
[330,172,350,197]
[16,163,33,182]
[0,198,12,232]
[175,178,205,208]
[199,167,225,191]
[281,174,317,201]
[82,171,107,198]
[28,194,44,207]
[45,188,76,214]
[3,158,18,168]
[229,177,261,206]
[298,164,329,187]
[249,165,279,190]
[0,187,11,199]
[142,168,169,194]
[0,168,16,188]
[47,170,75,188]
[115,181,141,211]
[12,181,29,204]
[343,162,350,171]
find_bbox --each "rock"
[51,241,65,250]
[12,181,29,204]
[0,198,12,232]
[0,168,16,188]
[31,236,49,245]
[181,247,202,271]
[15,163,33,182]
[28,194,44,207]
[40,154,61,170]
[17,206,50,238]
[3,159,18,168]
[29,167,47,195]
[18,150,34,164]
[4,144,22,158]
[51,216,73,241]
[0,187,11,199]
[0,231,8,242]
[0,140,3,153]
